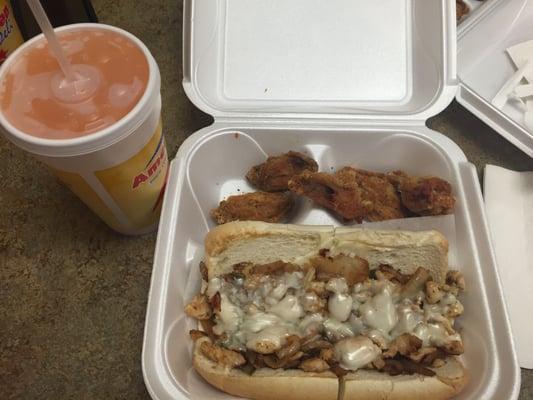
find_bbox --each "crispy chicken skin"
[246,151,319,192]
[288,167,405,222]
[289,167,454,222]
[346,168,405,221]
[211,192,294,224]
[288,169,364,221]
[387,171,455,216]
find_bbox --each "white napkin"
[484,164,533,369]
[508,39,533,83]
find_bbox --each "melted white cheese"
[216,293,243,333]
[246,326,289,354]
[414,322,451,347]
[269,295,304,322]
[240,311,282,333]
[323,318,354,341]
[209,268,464,359]
[269,282,288,301]
[326,277,349,294]
[299,313,324,336]
[391,300,424,337]
[367,329,390,348]
[328,292,353,322]
[360,283,398,334]
[334,337,381,371]
[286,271,304,288]
[206,277,222,299]
[348,314,365,335]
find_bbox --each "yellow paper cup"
[0,0,24,63]
[0,23,168,235]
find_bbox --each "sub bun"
[187,221,468,400]
[204,221,448,282]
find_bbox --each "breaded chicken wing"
[289,167,454,222]
[211,192,294,224]
[288,167,404,222]
[288,169,364,221]
[387,171,455,216]
[345,168,405,221]
[246,151,319,192]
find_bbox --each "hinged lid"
[183,0,457,122]
[457,0,533,156]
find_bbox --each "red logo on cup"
[0,6,10,27]
[132,135,166,189]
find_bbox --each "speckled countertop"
[0,1,532,399]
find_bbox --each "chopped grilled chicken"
[185,294,212,320]
[299,358,330,372]
[200,341,246,368]
[189,330,208,341]
[383,334,422,358]
[425,281,443,304]
[446,270,466,291]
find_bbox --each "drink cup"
[0,23,168,235]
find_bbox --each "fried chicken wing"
[345,168,405,221]
[288,169,364,221]
[246,151,319,192]
[388,171,455,216]
[210,191,294,224]
[288,167,404,222]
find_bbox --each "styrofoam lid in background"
[457,0,533,156]
[182,0,457,121]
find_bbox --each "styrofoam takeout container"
[143,1,520,399]
[457,0,533,156]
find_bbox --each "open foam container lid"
[183,0,457,122]
[457,0,533,156]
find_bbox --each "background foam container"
[457,0,533,156]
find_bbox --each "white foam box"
[142,1,520,399]
[457,0,533,156]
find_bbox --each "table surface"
[1,1,532,399]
